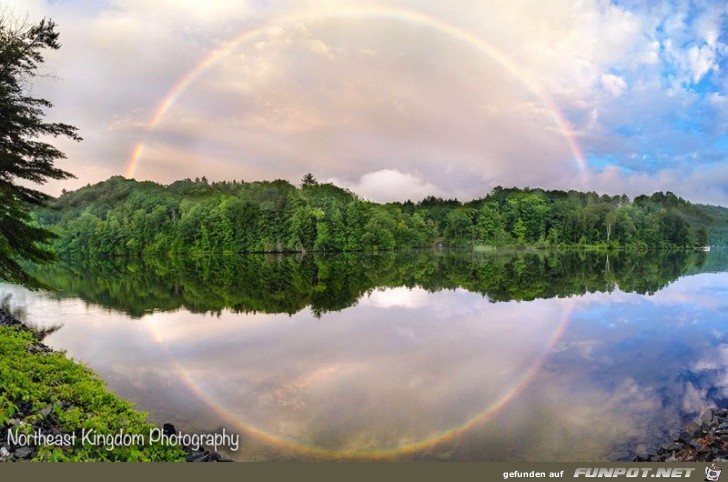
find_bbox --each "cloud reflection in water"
[3,271,728,460]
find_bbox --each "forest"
[33,174,724,260]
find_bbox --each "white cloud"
[364,287,430,309]
[305,38,334,59]
[601,74,628,97]
[687,44,717,83]
[331,169,445,203]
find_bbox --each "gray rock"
[163,423,176,437]
[678,431,693,444]
[702,408,717,426]
[38,405,52,417]
[697,445,712,455]
[716,451,728,461]
[189,452,210,462]
[660,441,684,453]
[14,446,32,459]
[703,427,717,439]
[0,446,10,458]
[685,421,701,437]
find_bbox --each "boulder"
[14,446,33,459]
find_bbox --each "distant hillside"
[33,175,720,259]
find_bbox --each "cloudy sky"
[6,0,728,205]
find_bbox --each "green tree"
[476,203,510,246]
[546,227,559,246]
[518,194,549,242]
[696,226,708,247]
[513,218,527,244]
[605,207,617,243]
[361,209,396,251]
[0,18,80,287]
[444,208,474,245]
[290,202,322,252]
[301,173,317,188]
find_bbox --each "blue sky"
[6,0,728,205]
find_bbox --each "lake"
[2,249,727,461]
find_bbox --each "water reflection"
[23,249,708,317]
[1,250,727,460]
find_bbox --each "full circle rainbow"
[124,5,587,181]
[134,5,585,459]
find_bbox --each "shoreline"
[634,408,728,462]
[0,309,228,462]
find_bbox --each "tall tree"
[0,17,80,287]
[301,173,317,188]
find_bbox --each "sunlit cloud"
[363,286,430,308]
[331,170,446,203]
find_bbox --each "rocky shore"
[0,309,228,462]
[634,408,728,462]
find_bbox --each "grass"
[0,323,187,461]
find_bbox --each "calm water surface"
[2,250,727,461]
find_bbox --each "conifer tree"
[0,17,80,287]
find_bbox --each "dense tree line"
[34,175,720,259]
[25,250,707,318]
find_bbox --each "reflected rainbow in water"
[144,287,576,459]
[4,249,720,460]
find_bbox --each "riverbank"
[0,309,225,462]
[634,408,728,462]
